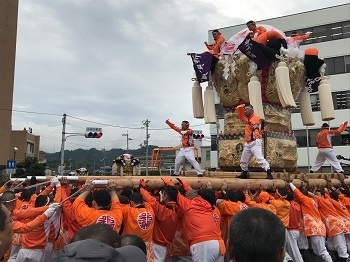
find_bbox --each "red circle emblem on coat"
[213,213,220,225]
[96,214,116,229]
[137,212,153,230]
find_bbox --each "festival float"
[9,24,349,190]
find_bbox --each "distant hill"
[43,145,162,172]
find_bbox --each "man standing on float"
[165,119,203,177]
[236,103,273,179]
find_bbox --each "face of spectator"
[0,204,13,258]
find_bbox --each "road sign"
[6,169,16,175]
[6,160,16,169]
[86,127,102,132]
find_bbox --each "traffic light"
[85,128,103,138]
[193,133,204,139]
[85,132,103,138]
[193,130,204,140]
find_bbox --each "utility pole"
[59,113,67,175]
[142,119,151,175]
[122,130,132,153]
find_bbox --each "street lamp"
[122,131,132,153]
[13,147,18,160]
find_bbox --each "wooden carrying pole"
[33,176,350,191]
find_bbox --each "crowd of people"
[0,174,350,262]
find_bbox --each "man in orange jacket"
[140,178,179,262]
[165,119,203,177]
[204,29,225,59]
[310,121,348,175]
[236,103,273,179]
[72,179,123,232]
[289,182,333,262]
[175,178,225,262]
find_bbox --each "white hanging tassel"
[248,76,265,120]
[299,88,315,126]
[192,81,204,118]
[275,61,297,108]
[204,80,217,124]
[318,78,335,121]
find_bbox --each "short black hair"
[21,189,35,201]
[199,189,216,208]
[93,189,111,209]
[35,195,50,207]
[121,234,147,255]
[229,208,286,262]
[224,190,237,202]
[120,187,133,199]
[182,120,189,124]
[329,191,339,201]
[234,191,246,203]
[212,29,220,33]
[246,20,255,25]
[129,192,144,205]
[72,223,121,248]
[162,186,178,202]
[286,192,294,201]
[322,123,329,128]
[277,188,287,197]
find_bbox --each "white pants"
[297,231,309,250]
[174,147,202,175]
[190,240,223,262]
[327,233,349,259]
[309,235,332,262]
[286,230,304,262]
[16,249,45,262]
[164,256,192,262]
[8,244,21,262]
[44,242,55,262]
[346,233,350,251]
[240,140,270,171]
[153,243,167,262]
[311,148,344,173]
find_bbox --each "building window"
[206,150,211,161]
[293,127,350,148]
[26,142,34,156]
[345,55,350,73]
[294,130,307,147]
[324,57,335,75]
[293,90,350,113]
[211,135,218,151]
[284,20,350,46]
[331,22,343,40]
[215,104,225,119]
[343,20,350,39]
[334,56,345,74]
[313,25,329,43]
[334,91,350,109]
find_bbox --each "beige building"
[0,0,19,168]
[11,130,40,162]
[0,0,40,168]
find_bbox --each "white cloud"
[12,0,348,152]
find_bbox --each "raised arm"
[235,105,248,123]
[328,121,348,135]
[165,119,182,132]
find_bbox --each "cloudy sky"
[12,0,348,153]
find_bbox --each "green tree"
[14,157,46,178]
